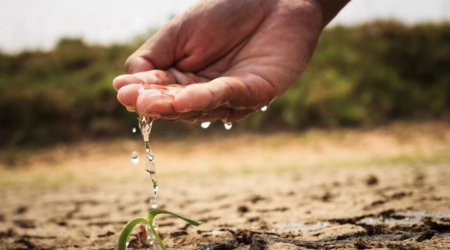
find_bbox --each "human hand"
[113,0,324,123]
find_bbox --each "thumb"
[173,74,276,113]
[125,56,154,74]
[125,25,179,74]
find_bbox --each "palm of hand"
[113,0,323,123]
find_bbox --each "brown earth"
[1,121,450,250]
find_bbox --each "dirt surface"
[1,122,450,249]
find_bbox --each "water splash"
[224,122,232,130]
[130,151,139,164]
[201,122,211,129]
[260,106,268,112]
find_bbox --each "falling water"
[138,116,160,249]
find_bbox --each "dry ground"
[0,121,450,249]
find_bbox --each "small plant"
[117,209,202,250]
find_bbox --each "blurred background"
[0,0,449,167]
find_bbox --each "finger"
[113,70,177,91]
[220,108,253,122]
[162,112,193,121]
[135,89,176,117]
[180,108,254,123]
[173,75,275,113]
[117,82,255,122]
[116,84,143,110]
[113,75,143,91]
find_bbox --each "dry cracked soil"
[1,122,449,249]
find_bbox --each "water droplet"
[150,198,158,209]
[138,86,145,94]
[224,122,232,130]
[153,222,159,231]
[131,151,139,164]
[126,241,130,247]
[201,122,211,129]
[132,127,137,133]
[261,106,268,112]
[147,154,154,161]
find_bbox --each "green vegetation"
[0,38,136,148]
[117,209,202,250]
[268,21,450,128]
[1,21,449,150]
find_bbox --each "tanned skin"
[113,0,350,123]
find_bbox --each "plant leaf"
[117,217,148,250]
[117,209,202,250]
[146,209,203,250]
[147,209,203,226]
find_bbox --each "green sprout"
[117,209,203,250]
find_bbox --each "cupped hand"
[113,0,324,123]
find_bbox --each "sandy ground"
[0,121,449,250]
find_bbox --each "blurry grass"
[1,21,450,152]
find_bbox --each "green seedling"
[117,209,202,250]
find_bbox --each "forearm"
[313,0,351,27]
